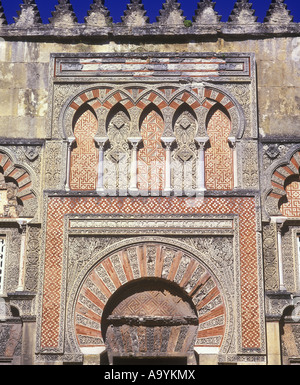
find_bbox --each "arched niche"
[70,104,99,191]
[102,278,199,365]
[172,104,198,193]
[205,105,233,191]
[279,175,300,217]
[137,105,165,192]
[104,104,131,191]
[0,150,36,218]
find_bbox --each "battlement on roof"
[0,0,299,38]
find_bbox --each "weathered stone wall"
[0,36,299,139]
[0,0,299,366]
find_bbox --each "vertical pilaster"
[271,217,287,292]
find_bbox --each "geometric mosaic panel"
[40,196,261,351]
[70,109,99,191]
[281,180,300,217]
[205,109,233,190]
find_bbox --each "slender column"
[194,137,209,194]
[277,222,286,292]
[128,137,142,196]
[272,217,287,292]
[16,220,31,292]
[95,137,108,195]
[229,137,238,189]
[65,137,75,192]
[162,137,175,195]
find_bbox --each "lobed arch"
[0,148,37,215]
[69,104,99,191]
[105,102,131,133]
[265,148,300,216]
[66,237,233,357]
[138,102,164,129]
[61,84,245,142]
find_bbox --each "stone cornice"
[0,22,299,39]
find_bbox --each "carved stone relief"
[173,110,197,192]
[262,223,279,292]
[105,111,131,191]
[242,140,259,189]
[44,141,64,190]
[281,226,298,293]
[3,228,21,294]
[24,225,41,292]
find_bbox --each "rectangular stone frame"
[36,52,264,364]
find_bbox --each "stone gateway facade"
[0,0,299,366]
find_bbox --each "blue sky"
[1,0,300,24]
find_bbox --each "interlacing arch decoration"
[62,84,242,139]
[0,150,36,217]
[268,150,300,216]
[62,85,242,192]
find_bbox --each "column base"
[128,188,139,196]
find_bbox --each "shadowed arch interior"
[101,277,199,363]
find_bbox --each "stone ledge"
[0,23,299,39]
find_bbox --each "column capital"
[194,136,209,149]
[228,137,237,148]
[128,137,142,148]
[271,216,287,231]
[161,137,176,148]
[16,219,32,232]
[95,137,109,148]
[66,136,76,145]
